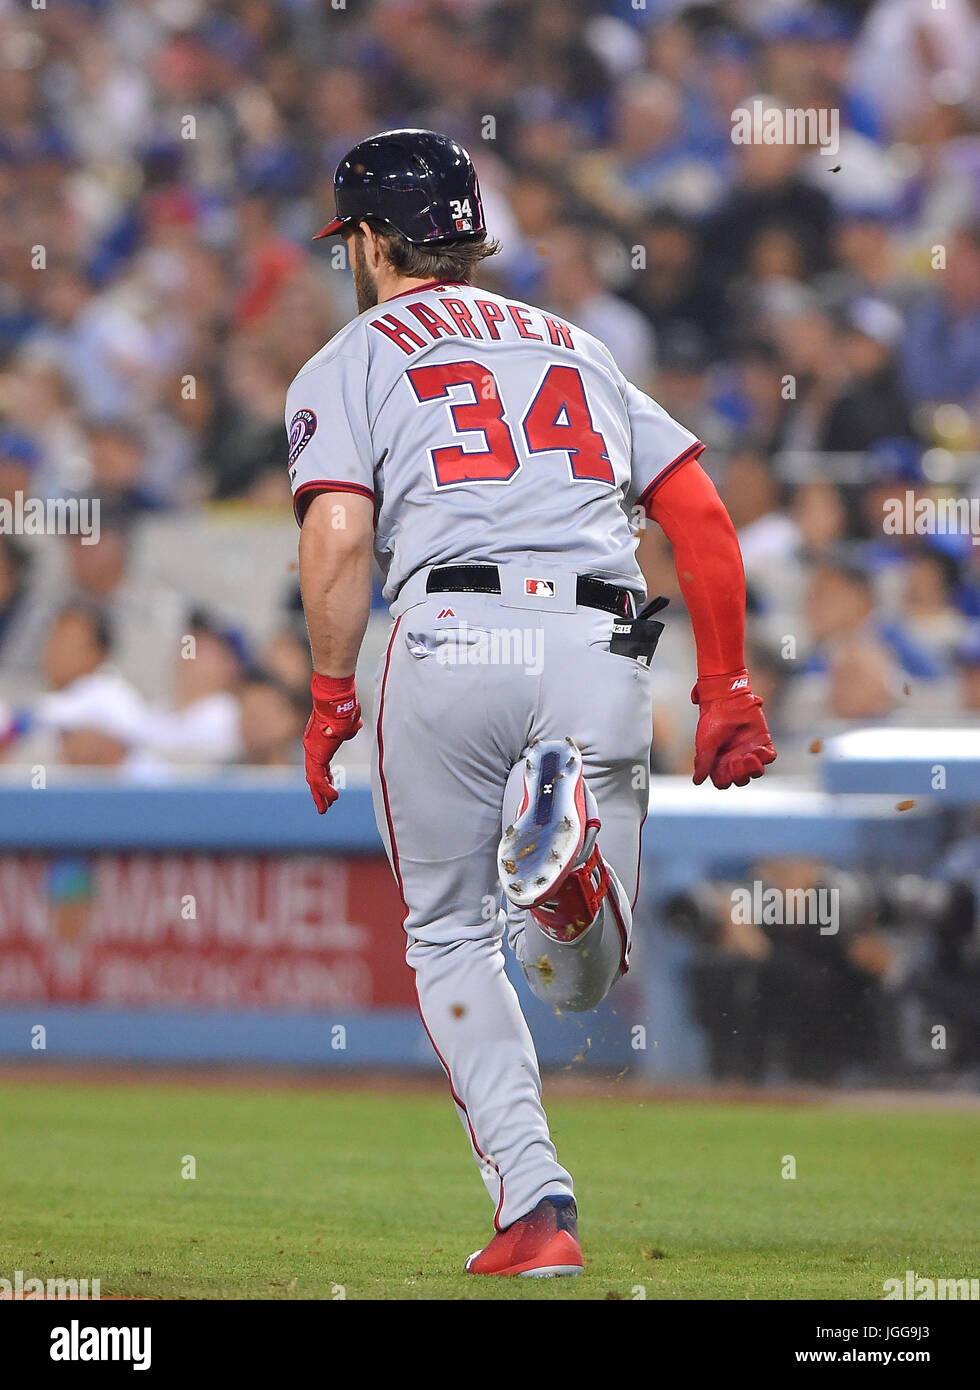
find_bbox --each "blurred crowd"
[0,0,978,777]
[669,837,980,1084]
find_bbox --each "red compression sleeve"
[645,458,746,679]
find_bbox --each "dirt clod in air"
[534,955,555,984]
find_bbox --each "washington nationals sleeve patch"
[288,409,318,467]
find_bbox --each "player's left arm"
[640,458,776,789]
[298,490,374,812]
[619,372,775,789]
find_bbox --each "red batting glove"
[303,673,363,814]
[691,669,777,790]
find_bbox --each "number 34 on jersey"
[406,361,613,488]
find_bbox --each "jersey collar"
[384,280,469,301]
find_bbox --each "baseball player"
[289,130,776,1278]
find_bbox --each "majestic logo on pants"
[524,578,555,597]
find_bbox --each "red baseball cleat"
[465,1195,584,1277]
[498,738,610,942]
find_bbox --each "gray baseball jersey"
[286,279,704,1230]
[285,280,703,602]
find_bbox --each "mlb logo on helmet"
[525,578,555,597]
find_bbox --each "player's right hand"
[303,673,363,813]
[691,669,776,790]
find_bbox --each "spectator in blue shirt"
[901,221,980,409]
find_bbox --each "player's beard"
[351,235,379,313]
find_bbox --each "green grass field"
[0,1078,977,1300]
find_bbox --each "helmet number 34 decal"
[449,197,473,232]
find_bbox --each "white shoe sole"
[498,738,587,910]
[465,1249,584,1278]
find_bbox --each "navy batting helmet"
[313,128,486,246]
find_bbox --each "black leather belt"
[426,564,636,619]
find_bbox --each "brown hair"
[365,220,500,283]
